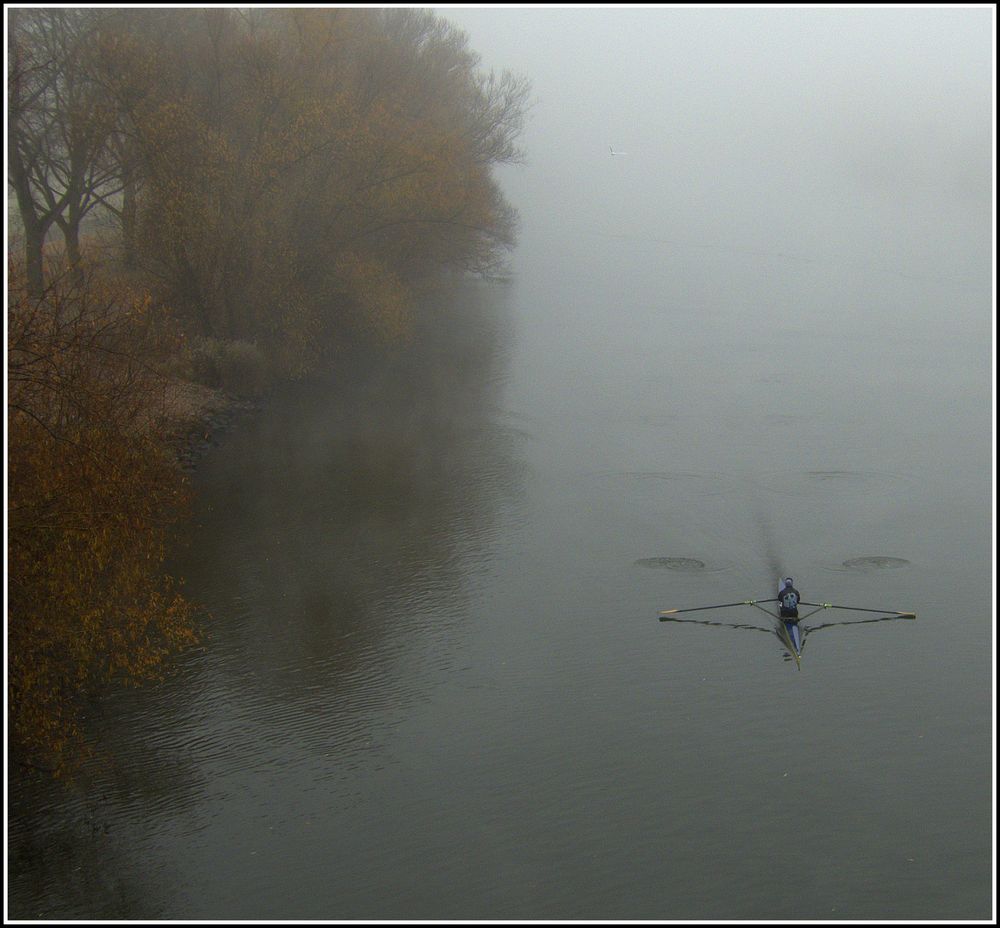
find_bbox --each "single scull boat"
[658,581,915,669]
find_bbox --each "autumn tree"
[94,8,530,358]
[82,9,181,270]
[7,261,199,772]
[256,9,530,346]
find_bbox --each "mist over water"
[466,6,991,289]
[9,8,993,921]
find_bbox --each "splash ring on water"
[634,557,707,571]
[756,469,912,499]
[841,556,911,570]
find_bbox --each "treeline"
[10,7,528,365]
[7,8,529,770]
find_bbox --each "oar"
[798,601,916,619]
[659,599,776,619]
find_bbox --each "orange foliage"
[109,8,527,362]
[7,260,200,772]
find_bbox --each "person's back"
[779,578,800,619]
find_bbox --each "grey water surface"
[8,229,992,920]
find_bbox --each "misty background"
[443,6,992,290]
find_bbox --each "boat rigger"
[658,582,915,669]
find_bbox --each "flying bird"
[609,146,627,156]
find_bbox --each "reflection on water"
[633,557,732,572]
[8,281,526,920]
[750,469,916,499]
[634,556,706,570]
[178,288,524,683]
[163,282,528,774]
[840,556,911,570]
[658,609,917,668]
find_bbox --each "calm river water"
[8,229,993,920]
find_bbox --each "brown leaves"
[334,252,410,342]
[8,263,200,773]
[108,9,528,356]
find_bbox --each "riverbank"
[156,379,264,471]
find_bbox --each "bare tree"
[8,10,124,290]
[8,8,62,294]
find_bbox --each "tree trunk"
[9,140,52,296]
[23,220,47,298]
[122,173,138,270]
[63,220,83,282]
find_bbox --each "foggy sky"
[438,6,994,282]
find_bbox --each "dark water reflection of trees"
[8,280,525,920]
[175,279,525,684]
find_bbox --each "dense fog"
[442,7,992,291]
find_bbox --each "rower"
[778,578,801,620]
